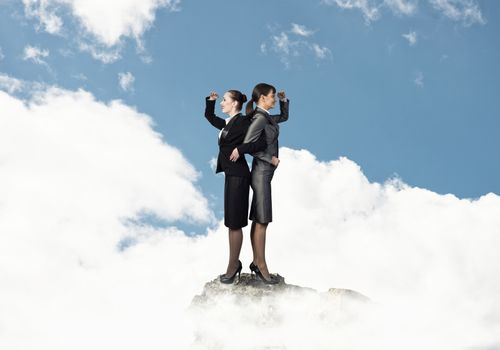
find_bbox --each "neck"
[228,110,240,118]
[257,104,269,111]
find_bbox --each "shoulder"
[251,112,268,122]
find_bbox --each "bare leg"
[225,228,243,276]
[252,222,272,280]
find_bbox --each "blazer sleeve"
[204,97,226,130]
[269,99,289,123]
[236,128,266,155]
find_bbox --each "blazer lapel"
[256,107,275,125]
[219,113,240,145]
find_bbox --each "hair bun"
[241,94,247,103]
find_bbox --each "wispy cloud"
[22,45,50,65]
[0,73,24,94]
[291,23,315,37]
[413,71,424,87]
[23,0,63,34]
[429,0,485,26]
[323,0,484,26]
[72,73,88,81]
[402,30,417,46]
[322,0,381,23]
[0,46,4,61]
[262,23,332,69]
[384,0,418,16]
[311,43,332,60]
[0,72,47,95]
[78,42,122,64]
[118,72,135,92]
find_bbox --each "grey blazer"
[241,99,289,164]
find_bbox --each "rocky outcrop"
[192,273,369,306]
[189,273,370,350]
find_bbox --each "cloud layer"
[1,81,499,349]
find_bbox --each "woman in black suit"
[230,83,289,284]
[204,90,266,284]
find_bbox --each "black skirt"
[224,175,250,229]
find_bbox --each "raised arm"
[269,91,289,123]
[204,92,226,130]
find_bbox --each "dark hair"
[227,90,247,111]
[245,83,276,115]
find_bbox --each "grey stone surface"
[188,273,371,350]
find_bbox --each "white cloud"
[323,0,484,26]
[263,24,332,68]
[291,23,315,37]
[23,0,64,34]
[209,157,217,173]
[429,0,485,26]
[322,0,381,23]
[414,71,424,86]
[311,43,333,60]
[0,72,48,95]
[0,73,24,94]
[23,45,50,65]
[23,0,181,46]
[2,103,500,350]
[260,43,267,54]
[118,71,135,92]
[272,32,293,57]
[384,0,418,15]
[0,77,215,349]
[78,41,122,63]
[402,30,418,45]
[22,0,181,62]
[0,46,4,61]
[72,73,88,81]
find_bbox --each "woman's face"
[220,92,237,114]
[260,90,276,110]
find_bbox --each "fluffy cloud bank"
[1,80,499,349]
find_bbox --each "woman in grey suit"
[230,83,289,284]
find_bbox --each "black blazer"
[204,97,266,177]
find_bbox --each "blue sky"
[3,3,500,347]
[1,0,499,226]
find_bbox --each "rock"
[188,273,371,350]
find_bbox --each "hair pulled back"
[245,83,276,116]
[227,90,247,111]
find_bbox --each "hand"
[230,148,240,162]
[271,156,280,167]
[277,91,286,102]
[209,91,218,101]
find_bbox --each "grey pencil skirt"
[249,158,276,224]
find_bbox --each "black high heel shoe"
[249,262,279,285]
[220,260,242,284]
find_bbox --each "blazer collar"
[255,106,270,115]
